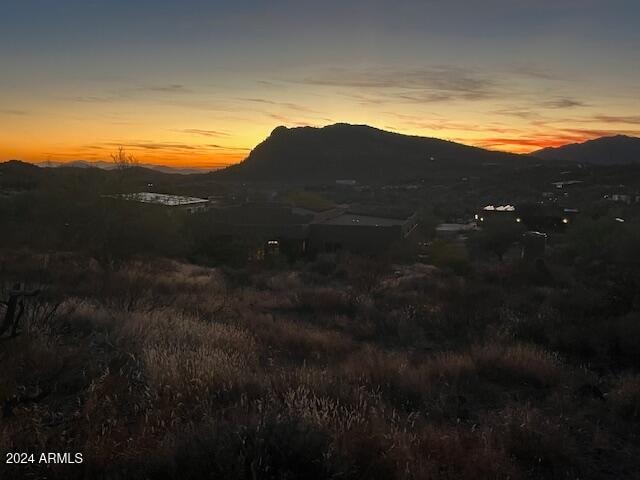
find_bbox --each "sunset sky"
[1,0,639,169]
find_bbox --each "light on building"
[474,214,479,220]
[480,217,484,222]
[562,218,569,224]
[516,217,521,223]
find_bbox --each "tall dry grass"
[1,251,639,478]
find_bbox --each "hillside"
[0,160,192,194]
[2,249,640,479]
[218,123,530,183]
[533,135,640,164]
[38,160,208,175]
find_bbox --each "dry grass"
[1,251,639,479]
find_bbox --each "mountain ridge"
[532,134,640,164]
[217,123,533,183]
[36,159,211,175]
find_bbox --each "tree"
[470,221,524,262]
[110,146,137,170]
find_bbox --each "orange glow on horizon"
[3,100,640,168]
[1,127,636,168]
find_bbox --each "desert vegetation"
[2,245,640,479]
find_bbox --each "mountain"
[533,135,640,165]
[37,160,209,175]
[0,159,42,174]
[0,160,46,190]
[0,159,196,193]
[217,123,531,183]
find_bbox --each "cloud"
[493,107,540,119]
[476,137,570,149]
[102,141,199,151]
[474,125,640,153]
[494,98,586,120]
[138,84,192,94]
[291,66,501,104]
[180,128,230,138]
[591,114,640,125]
[560,127,640,137]
[124,142,198,151]
[72,95,121,103]
[508,64,562,81]
[205,144,250,151]
[540,98,586,109]
[240,98,318,113]
[71,84,194,103]
[100,140,249,154]
[0,109,29,116]
[386,112,521,134]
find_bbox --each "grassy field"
[1,250,639,479]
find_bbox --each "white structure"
[111,193,209,213]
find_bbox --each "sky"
[1,0,639,169]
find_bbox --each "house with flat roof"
[205,202,418,257]
[309,211,418,254]
[109,192,210,213]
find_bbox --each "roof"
[552,180,583,187]
[436,223,476,232]
[316,213,408,227]
[523,231,548,238]
[210,204,314,225]
[483,205,515,212]
[118,192,209,206]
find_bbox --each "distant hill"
[533,135,640,165]
[0,159,195,193]
[217,123,530,183]
[0,160,46,190]
[37,160,208,175]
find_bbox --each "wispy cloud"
[493,107,541,119]
[205,144,250,151]
[474,126,640,153]
[475,137,572,149]
[386,112,520,134]
[137,84,192,94]
[100,140,248,153]
[71,84,194,104]
[291,66,502,104]
[179,128,230,138]
[591,114,640,125]
[508,64,563,81]
[540,98,586,109]
[0,109,29,116]
[240,98,318,113]
[113,142,199,151]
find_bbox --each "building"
[521,231,547,261]
[606,193,640,204]
[475,205,517,225]
[110,192,210,213]
[552,180,583,189]
[476,204,578,232]
[335,179,357,186]
[309,211,418,254]
[435,223,477,242]
[208,203,313,257]
[205,202,418,257]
